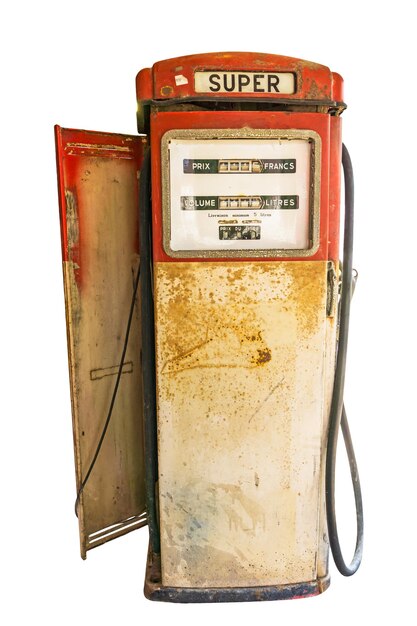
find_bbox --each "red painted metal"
[137,53,343,267]
[136,52,344,104]
[149,110,335,264]
[328,117,342,261]
[55,126,144,285]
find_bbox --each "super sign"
[194,71,296,94]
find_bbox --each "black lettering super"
[267,75,280,92]
[253,74,263,92]
[208,74,221,92]
[238,74,250,91]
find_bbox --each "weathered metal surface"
[138,150,160,554]
[144,548,330,602]
[136,52,345,108]
[154,259,332,587]
[317,267,339,578]
[150,110,331,265]
[55,127,147,558]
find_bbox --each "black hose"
[139,149,160,554]
[325,144,364,576]
[74,241,141,518]
[74,151,160,554]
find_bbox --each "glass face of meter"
[162,130,321,258]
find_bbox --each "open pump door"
[55,127,148,558]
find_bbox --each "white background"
[1,2,415,624]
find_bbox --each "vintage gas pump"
[55,52,363,602]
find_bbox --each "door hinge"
[326,261,338,317]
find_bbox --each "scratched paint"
[154,260,332,587]
[59,145,146,557]
[317,301,338,578]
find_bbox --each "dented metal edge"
[62,260,87,559]
[144,550,330,603]
[86,513,147,551]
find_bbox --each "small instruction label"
[219,225,261,240]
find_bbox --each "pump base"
[144,549,330,603]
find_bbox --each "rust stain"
[296,59,325,72]
[216,483,266,533]
[253,347,272,365]
[155,260,329,587]
[66,142,131,152]
[162,321,271,373]
[306,78,327,99]
[65,189,79,262]
[161,85,173,96]
[282,262,326,338]
[225,267,245,283]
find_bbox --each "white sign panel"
[194,71,295,94]
[166,138,313,255]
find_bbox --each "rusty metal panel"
[154,260,330,588]
[55,126,147,558]
[317,294,338,578]
[136,52,345,108]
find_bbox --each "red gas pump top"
[136,51,344,107]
